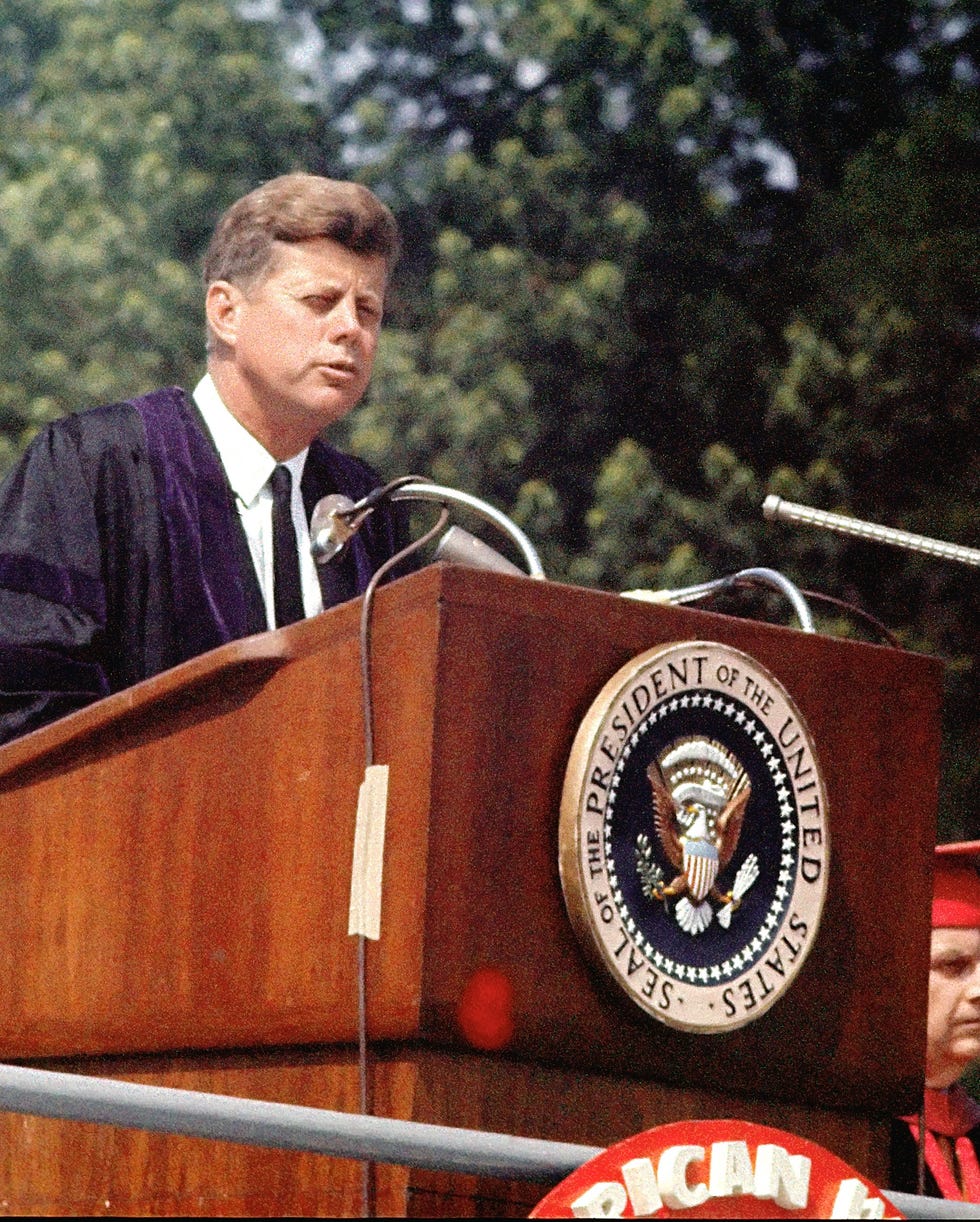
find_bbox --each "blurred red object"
[457,967,515,1051]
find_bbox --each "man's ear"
[205,281,243,349]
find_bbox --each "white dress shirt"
[193,374,323,630]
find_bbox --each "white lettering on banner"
[830,1179,887,1219]
[754,1143,812,1210]
[707,1141,756,1199]
[620,1158,663,1215]
[570,1181,627,1218]
[566,1141,890,1218]
[658,1146,710,1210]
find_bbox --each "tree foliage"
[311,0,979,831]
[0,0,320,462]
[0,0,976,830]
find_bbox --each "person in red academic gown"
[890,842,980,1201]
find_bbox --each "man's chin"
[301,393,364,432]
[949,1037,980,1068]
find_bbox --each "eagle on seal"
[646,757,752,935]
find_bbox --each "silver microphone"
[622,567,816,633]
[763,495,980,568]
[309,479,546,578]
[309,494,362,563]
[432,525,526,577]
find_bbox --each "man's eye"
[934,958,972,977]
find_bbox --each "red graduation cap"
[933,841,980,929]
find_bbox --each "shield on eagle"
[683,838,719,903]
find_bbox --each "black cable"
[798,588,903,649]
[340,473,427,522]
[358,506,449,768]
[353,507,450,1218]
[703,576,903,647]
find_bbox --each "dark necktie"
[270,465,305,627]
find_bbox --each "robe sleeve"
[0,421,110,744]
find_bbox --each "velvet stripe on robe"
[0,387,406,744]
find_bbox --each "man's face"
[927,927,980,1087]
[208,236,387,457]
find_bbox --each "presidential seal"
[559,641,829,1034]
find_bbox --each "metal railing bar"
[887,1193,980,1219]
[0,1062,598,1181]
[0,1063,974,1218]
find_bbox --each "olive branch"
[635,832,664,900]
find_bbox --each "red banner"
[532,1119,901,1218]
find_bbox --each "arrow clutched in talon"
[717,853,760,929]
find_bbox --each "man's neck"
[207,361,313,461]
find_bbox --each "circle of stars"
[599,690,798,988]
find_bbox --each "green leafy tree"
[305,0,977,830]
[0,0,975,829]
[0,0,322,465]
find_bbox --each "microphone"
[309,479,546,578]
[622,567,816,633]
[309,494,366,564]
[432,526,526,577]
[763,495,980,568]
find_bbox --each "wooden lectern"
[0,565,943,1215]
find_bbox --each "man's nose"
[327,294,359,338]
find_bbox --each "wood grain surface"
[0,565,943,1214]
[0,1047,416,1216]
[417,568,941,1115]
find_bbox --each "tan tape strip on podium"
[348,764,389,940]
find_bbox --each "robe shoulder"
[0,388,411,746]
[0,396,184,743]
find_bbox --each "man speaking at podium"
[0,174,406,745]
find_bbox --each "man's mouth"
[317,359,358,380]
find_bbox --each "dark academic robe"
[890,1084,980,1202]
[0,387,406,744]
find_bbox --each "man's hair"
[203,173,401,288]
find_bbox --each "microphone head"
[762,494,784,522]
[310,494,358,564]
[432,525,526,577]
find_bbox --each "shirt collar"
[193,373,308,507]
